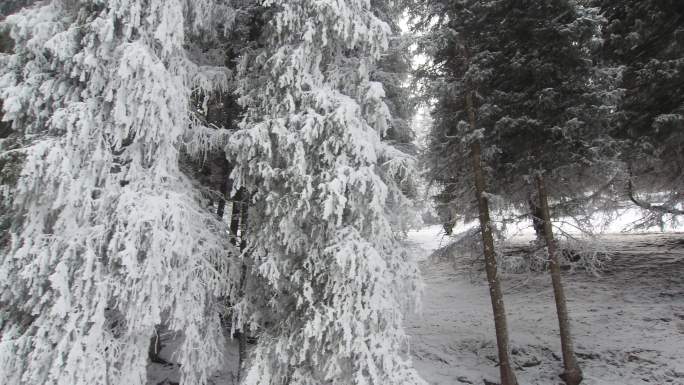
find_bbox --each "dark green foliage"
[0,28,12,54]
[596,0,684,218]
[418,0,610,226]
[182,5,266,206]
[0,0,33,18]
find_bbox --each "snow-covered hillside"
[406,226,684,385]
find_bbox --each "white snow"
[405,216,684,385]
[406,225,449,261]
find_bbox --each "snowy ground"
[405,225,684,385]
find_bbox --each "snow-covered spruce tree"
[410,3,521,384]
[595,0,684,226]
[371,0,421,235]
[414,1,611,384]
[0,2,241,384]
[470,4,605,383]
[416,0,616,239]
[228,0,426,384]
[372,1,415,147]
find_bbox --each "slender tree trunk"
[235,189,249,383]
[536,174,583,385]
[227,187,248,381]
[229,188,242,246]
[466,92,519,385]
[217,178,228,220]
[147,326,166,365]
[216,199,226,220]
[528,194,545,243]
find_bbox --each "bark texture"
[227,187,249,381]
[236,191,249,383]
[536,174,583,385]
[467,92,519,385]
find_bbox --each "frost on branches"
[0,2,239,385]
[229,1,425,384]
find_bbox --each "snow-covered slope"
[406,226,684,385]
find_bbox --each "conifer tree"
[596,0,684,224]
[0,2,241,384]
[372,0,416,146]
[228,0,426,383]
[372,0,421,234]
[415,1,607,383]
[419,1,613,237]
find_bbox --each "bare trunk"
[216,199,226,220]
[147,327,167,365]
[216,179,228,220]
[229,188,243,246]
[227,187,249,381]
[467,92,518,385]
[536,174,583,385]
[528,194,545,244]
[236,191,249,383]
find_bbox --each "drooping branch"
[627,176,684,216]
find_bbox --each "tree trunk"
[466,92,519,385]
[528,194,545,243]
[236,190,249,383]
[216,179,228,221]
[229,188,243,246]
[216,199,226,220]
[226,187,249,381]
[536,174,583,385]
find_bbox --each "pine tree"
[596,0,684,224]
[228,0,426,383]
[0,2,242,384]
[468,92,519,385]
[419,1,615,238]
[412,3,522,383]
[372,0,416,146]
[415,1,608,383]
[372,0,421,234]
